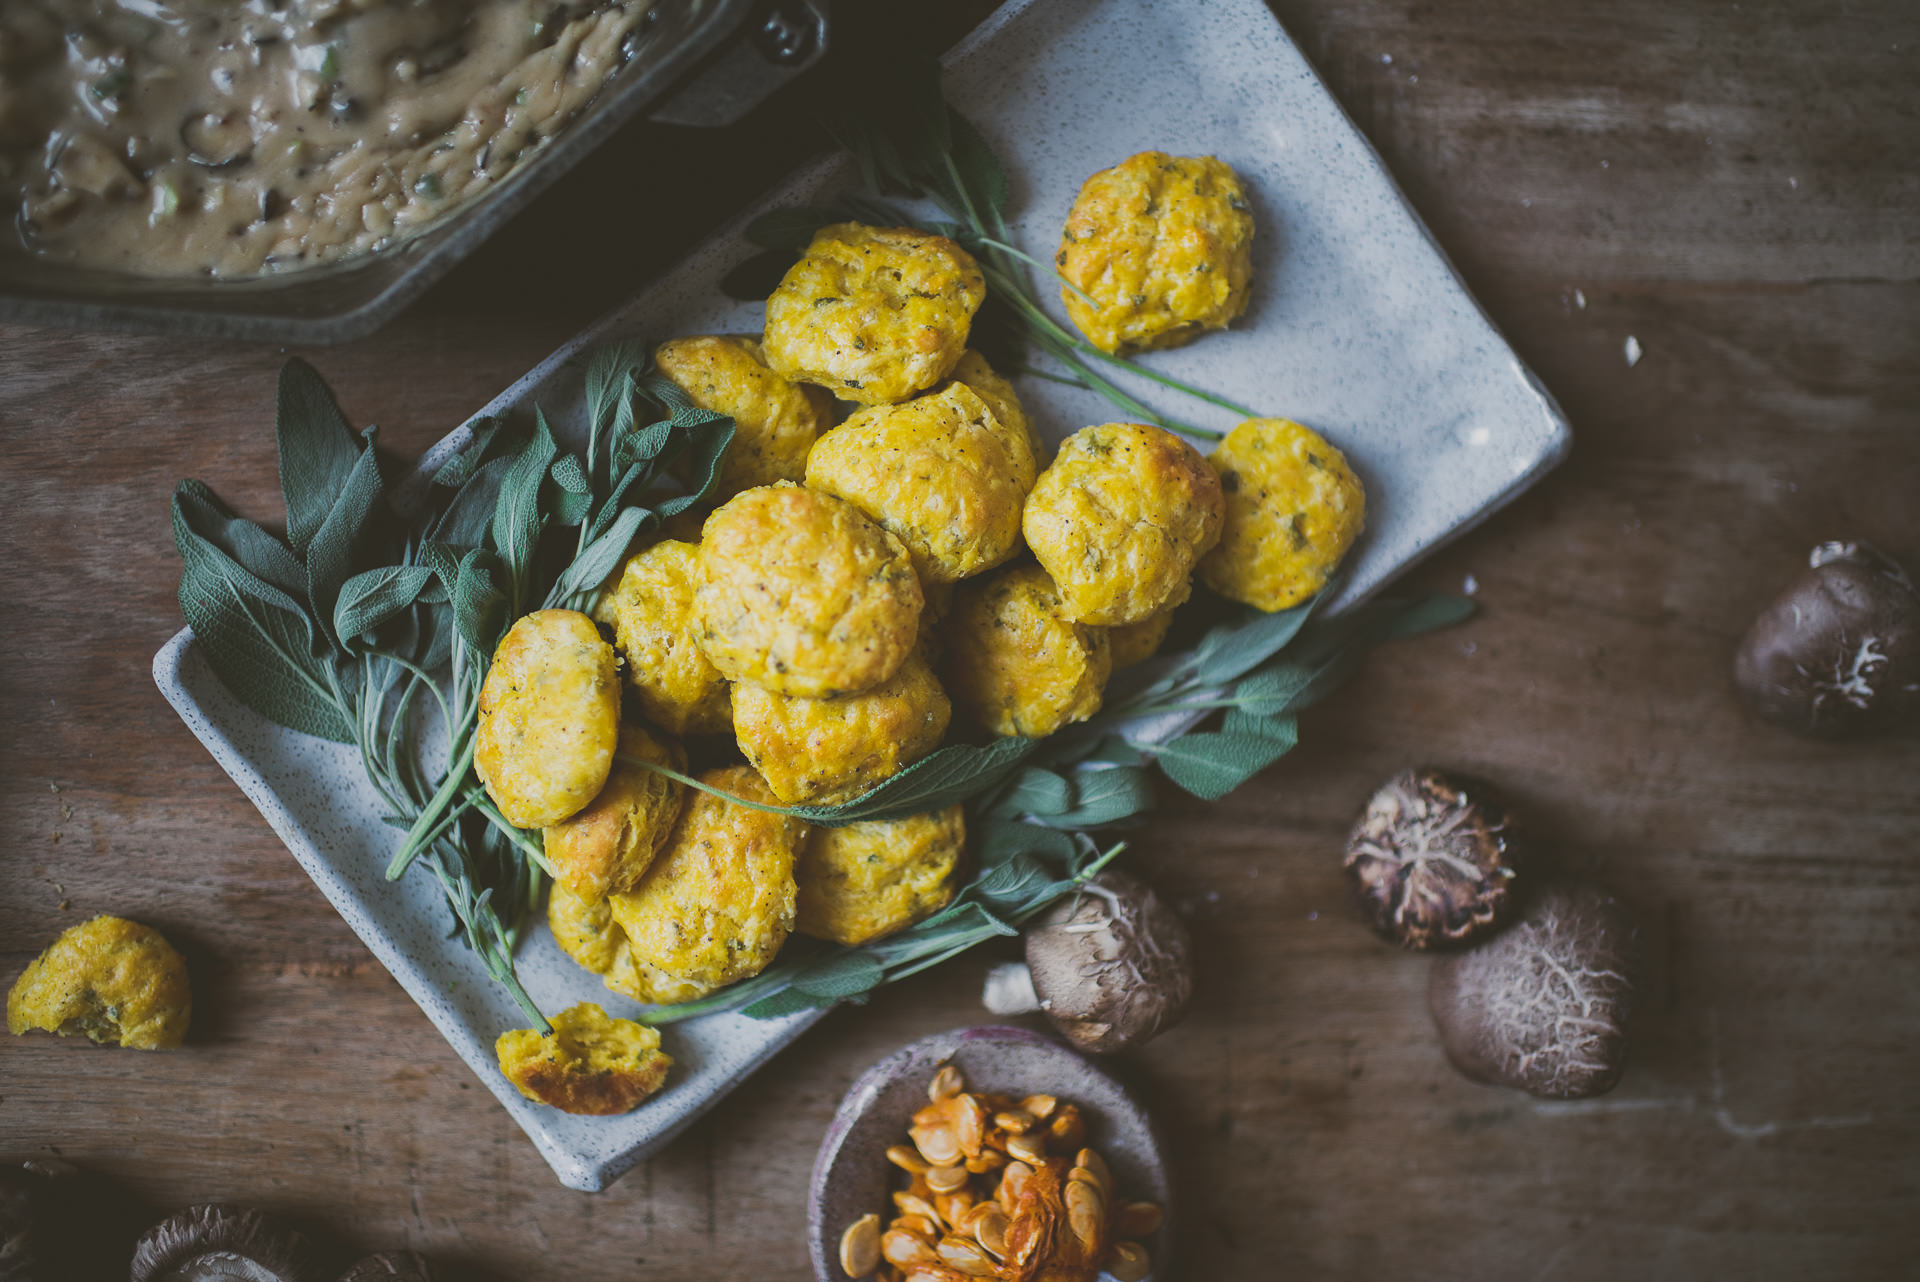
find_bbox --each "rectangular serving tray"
[155,0,1569,1191]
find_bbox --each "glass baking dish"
[0,0,829,344]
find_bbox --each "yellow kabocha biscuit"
[763,223,986,404]
[796,806,964,946]
[1022,423,1224,626]
[542,725,687,899]
[1108,604,1178,669]
[549,879,625,975]
[475,609,620,828]
[942,349,1045,489]
[1199,417,1366,612]
[653,335,834,502]
[495,1002,671,1115]
[1057,151,1255,354]
[7,916,190,1050]
[601,540,732,734]
[547,882,716,1005]
[805,384,1028,586]
[731,653,952,805]
[946,563,1113,738]
[610,766,807,990]
[694,484,923,698]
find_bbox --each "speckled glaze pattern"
[154,0,1568,1193]
[807,1025,1175,1282]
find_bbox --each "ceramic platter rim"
[153,0,1570,1192]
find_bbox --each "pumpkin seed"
[1117,1200,1164,1237]
[925,1163,969,1194]
[881,1227,937,1268]
[1005,1131,1047,1165]
[970,1205,1010,1259]
[928,1064,965,1102]
[1106,1239,1152,1282]
[1020,1093,1058,1120]
[839,1213,881,1278]
[910,1123,961,1167]
[935,1235,997,1276]
[894,1192,941,1223]
[886,1144,930,1174]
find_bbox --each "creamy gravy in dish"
[0,1,647,278]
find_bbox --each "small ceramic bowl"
[808,1024,1174,1281]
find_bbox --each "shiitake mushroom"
[983,870,1194,1055]
[1343,767,1523,950]
[1733,540,1919,738]
[1428,883,1642,1099]
[129,1205,315,1282]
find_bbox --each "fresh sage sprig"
[173,352,734,1033]
[723,56,1256,442]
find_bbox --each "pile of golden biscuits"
[481,152,1367,1112]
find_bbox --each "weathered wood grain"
[3,1,1915,1277]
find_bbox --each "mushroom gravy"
[0,1,648,278]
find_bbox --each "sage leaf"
[791,951,885,999]
[174,481,307,597]
[430,454,515,549]
[611,418,674,477]
[1001,767,1072,816]
[654,415,736,517]
[275,358,362,556]
[452,548,507,658]
[973,853,1055,909]
[432,416,506,490]
[304,430,387,650]
[491,411,556,596]
[1031,765,1155,828]
[545,506,648,608]
[1223,708,1300,745]
[334,565,433,647]
[739,986,832,1019]
[584,340,649,439]
[1189,596,1318,685]
[550,453,590,495]
[1152,730,1297,801]
[972,819,1077,867]
[790,736,1040,826]
[639,374,695,413]
[173,481,351,742]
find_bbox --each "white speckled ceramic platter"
[154,0,1568,1192]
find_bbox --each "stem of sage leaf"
[386,734,479,879]
[616,754,805,818]
[474,796,555,877]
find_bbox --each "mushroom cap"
[1428,884,1642,1099]
[130,1204,316,1282]
[1733,540,1919,738]
[1343,767,1523,950]
[1023,870,1193,1054]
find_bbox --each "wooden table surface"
[4,1,1915,1277]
